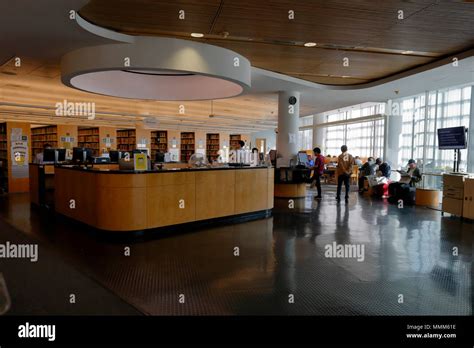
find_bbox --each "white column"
[385,99,403,168]
[312,113,326,151]
[276,91,300,167]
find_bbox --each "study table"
[54,165,274,232]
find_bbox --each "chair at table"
[350,165,359,185]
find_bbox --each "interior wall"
[250,130,276,153]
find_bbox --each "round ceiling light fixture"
[304,42,317,47]
[61,36,251,101]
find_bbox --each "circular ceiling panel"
[61,37,251,101]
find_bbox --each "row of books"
[78,135,99,143]
[78,128,99,135]
[31,126,57,135]
[32,134,57,141]
[117,138,136,144]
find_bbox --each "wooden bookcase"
[180,132,195,162]
[117,129,137,152]
[31,125,58,157]
[151,130,168,158]
[206,133,220,162]
[230,134,242,149]
[78,127,100,157]
[0,123,7,192]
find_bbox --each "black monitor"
[109,150,121,163]
[56,148,66,163]
[155,151,165,163]
[72,147,93,164]
[437,126,467,149]
[43,148,56,163]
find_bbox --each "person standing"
[336,145,355,202]
[312,147,325,200]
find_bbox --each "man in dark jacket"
[376,158,391,178]
[388,159,422,204]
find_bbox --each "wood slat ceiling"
[79,0,474,86]
[0,57,292,132]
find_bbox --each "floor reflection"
[0,185,471,315]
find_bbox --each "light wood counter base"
[274,183,306,198]
[54,167,274,232]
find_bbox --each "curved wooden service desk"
[54,166,274,232]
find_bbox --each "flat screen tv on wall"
[437,126,467,150]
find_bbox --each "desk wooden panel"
[55,167,273,232]
[55,168,98,226]
[195,170,235,220]
[97,187,147,231]
[463,179,474,220]
[235,169,268,214]
[147,183,196,228]
[146,171,194,187]
[267,168,274,209]
[29,165,40,205]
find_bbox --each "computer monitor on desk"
[109,150,122,163]
[297,152,309,167]
[56,149,66,163]
[155,151,165,163]
[43,148,56,163]
[72,147,93,164]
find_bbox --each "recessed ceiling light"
[191,33,204,38]
[401,50,414,54]
[304,42,317,47]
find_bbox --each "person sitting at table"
[388,159,422,205]
[376,158,391,178]
[373,158,392,197]
[358,157,376,192]
[354,156,362,167]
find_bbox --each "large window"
[396,85,471,172]
[297,129,313,150]
[323,103,385,157]
[298,116,313,150]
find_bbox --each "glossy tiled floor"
[0,185,471,315]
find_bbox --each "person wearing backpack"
[312,147,325,200]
